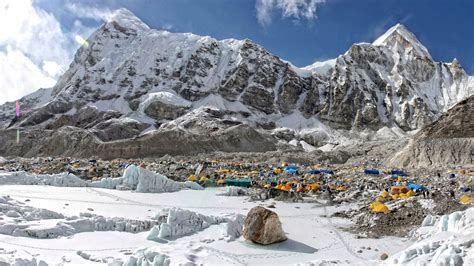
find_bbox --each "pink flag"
[16,101,20,117]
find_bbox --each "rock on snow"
[243,206,287,245]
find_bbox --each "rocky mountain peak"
[373,23,431,59]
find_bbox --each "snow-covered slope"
[0,9,472,157]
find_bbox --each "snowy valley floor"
[0,185,410,265]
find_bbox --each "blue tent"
[285,166,299,174]
[364,169,380,175]
[309,169,321,175]
[391,170,407,176]
[408,183,426,191]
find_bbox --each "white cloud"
[0,46,56,103]
[42,60,62,77]
[65,2,113,21]
[0,0,71,104]
[0,0,109,104]
[255,0,326,26]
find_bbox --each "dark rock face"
[219,65,250,100]
[243,206,287,245]
[144,101,190,121]
[241,86,275,114]
[45,106,122,130]
[92,119,150,141]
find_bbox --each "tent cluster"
[368,176,431,214]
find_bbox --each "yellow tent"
[217,169,230,174]
[399,193,412,200]
[199,176,209,182]
[217,179,226,185]
[380,191,390,198]
[369,201,390,214]
[460,195,473,204]
[306,183,320,191]
[336,186,346,192]
[188,175,198,182]
[375,196,385,202]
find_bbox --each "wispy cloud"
[64,2,114,21]
[255,0,326,27]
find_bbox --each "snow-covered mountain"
[0,9,472,157]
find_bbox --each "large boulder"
[243,206,287,245]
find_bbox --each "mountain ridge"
[0,8,472,158]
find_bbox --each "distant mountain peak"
[373,23,431,59]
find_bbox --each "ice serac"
[385,208,474,265]
[0,7,472,158]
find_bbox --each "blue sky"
[39,0,474,70]
[0,0,473,104]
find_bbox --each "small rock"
[65,203,69,206]
[380,253,388,260]
[357,250,363,253]
[367,247,371,250]
[87,208,94,211]
[267,204,275,208]
[25,199,30,202]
